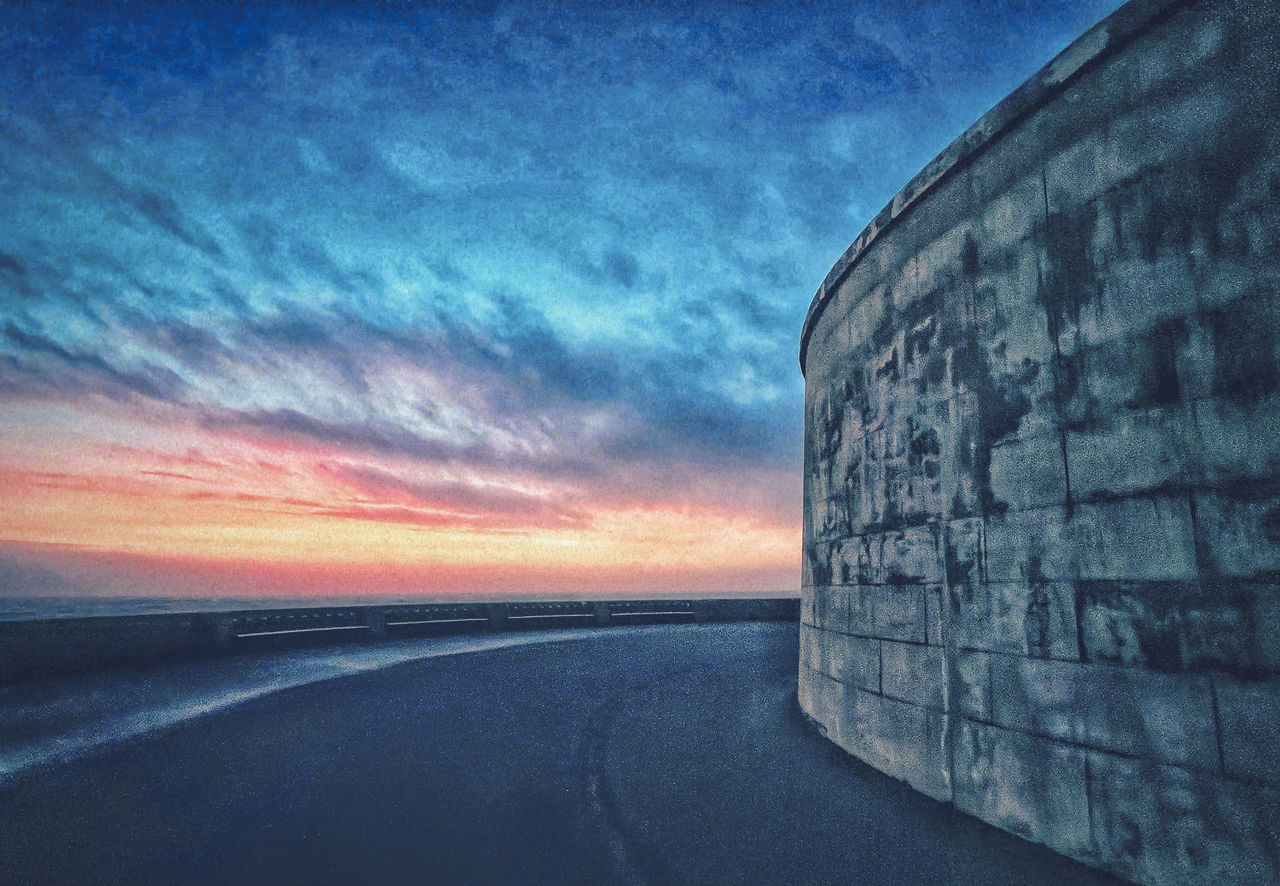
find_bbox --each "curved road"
[1,623,1124,885]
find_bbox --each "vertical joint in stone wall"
[1040,163,1074,521]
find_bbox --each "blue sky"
[0,0,1123,597]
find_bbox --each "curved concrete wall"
[798,0,1280,882]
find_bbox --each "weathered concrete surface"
[0,624,1125,885]
[799,0,1280,882]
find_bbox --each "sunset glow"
[0,0,1121,600]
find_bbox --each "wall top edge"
[796,0,1190,377]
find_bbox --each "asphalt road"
[0,623,1125,885]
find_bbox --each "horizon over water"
[0,589,796,622]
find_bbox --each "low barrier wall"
[0,597,798,683]
[798,0,1280,882]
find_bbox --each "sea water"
[0,594,475,621]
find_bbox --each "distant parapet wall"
[798,0,1280,883]
[0,597,798,683]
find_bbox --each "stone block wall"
[798,0,1280,882]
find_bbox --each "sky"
[0,0,1123,600]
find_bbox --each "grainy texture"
[0,625,1126,885]
[799,0,1280,882]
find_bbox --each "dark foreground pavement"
[0,623,1125,885]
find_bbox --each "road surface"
[0,623,1125,885]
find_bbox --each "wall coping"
[0,596,800,683]
[798,0,1190,376]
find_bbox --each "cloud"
[0,251,27,278]
[0,553,91,597]
[128,187,225,260]
[323,461,588,526]
[0,0,1126,590]
[1,321,188,403]
[604,249,640,289]
[2,244,803,478]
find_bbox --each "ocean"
[0,594,516,621]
